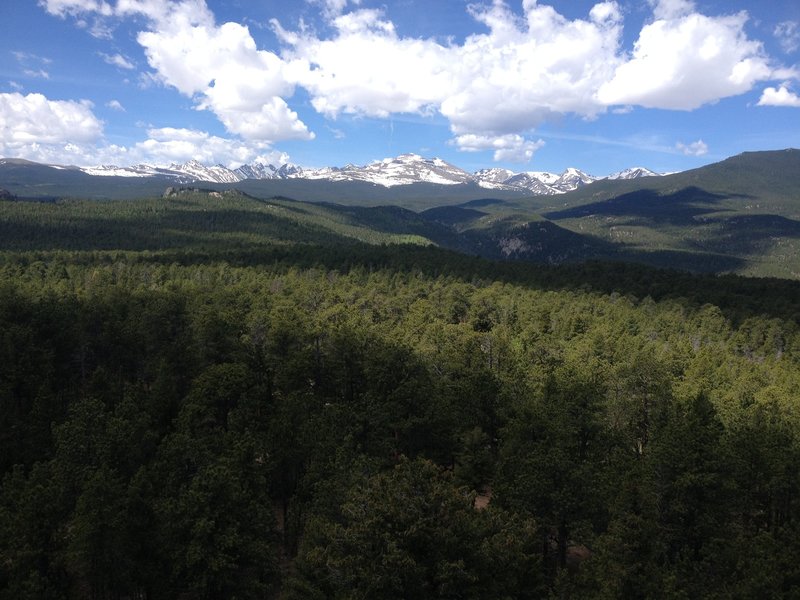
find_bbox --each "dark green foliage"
[289,458,544,599]
[1,230,800,597]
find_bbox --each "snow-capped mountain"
[606,167,661,180]
[73,153,663,194]
[502,173,560,195]
[167,160,242,184]
[495,168,597,194]
[299,154,474,187]
[553,168,598,192]
[81,163,196,181]
[83,161,243,183]
[473,168,519,190]
[234,162,303,180]
[523,171,561,186]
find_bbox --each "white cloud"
[775,21,800,54]
[129,127,287,167]
[34,0,799,163]
[0,92,102,146]
[12,51,53,65]
[597,6,773,110]
[134,8,312,142]
[100,52,135,70]
[326,126,346,140]
[676,139,708,156]
[277,0,623,140]
[0,92,105,164]
[308,0,362,19]
[39,0,113,17]
[758,84,800,107]
[139,25,312,142]
[452,133,545,163]
[0,91,285,168]
[23,69,50,80]
[75,128,290,168]
[14,51,52,79]
[106,99,125,111]
[440,1,623,136]
[275,9,451,119]
[116,0,214,26]
[648,0,694,21]
[40,0,311,143]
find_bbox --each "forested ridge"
[2,190,800,598]
[6,149,800,279]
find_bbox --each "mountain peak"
[395,153,424,161]
[607,166,660,180]
[65,153,664,193]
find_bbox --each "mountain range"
[2,148,800,279]
[65,153,661,194]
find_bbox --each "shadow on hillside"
[611,247,746,273]
[544,186,747,225]
[688,214,800,255]
[0,207,351,252]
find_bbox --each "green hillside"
[0,188,435,253]
[2,149,800,278]
[536,150,800,278]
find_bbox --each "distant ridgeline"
[2,149,800,278]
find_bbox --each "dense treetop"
[2,188,800,598]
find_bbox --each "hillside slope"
[2,149,799,278]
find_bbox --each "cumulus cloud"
[0,92,104,163]
[0,92,102,146]
[0,89,286,168]
[106,99,125,111]
[138,19,313,142]
[275,9,451,119]
[441,1,623,136]
[775,21,800,54]
[597,5,773,110]
[129,127,288,167]
[34,0,799,164]
[676,139,708,156]
[758,84,800,107]
[453,134,545,163]
[100,52,135,69]
[40,0,313,143]
[277,1,623,138]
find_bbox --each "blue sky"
[1,0,799,175]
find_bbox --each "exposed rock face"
[162,186,222,199]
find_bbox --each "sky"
[1,0,799,176]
